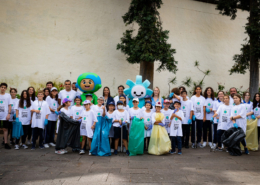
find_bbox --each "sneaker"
[22,144,28,149]
[89,151,92,156]
[170,150,176,154]
[27,141,31,145]
[226,148,229,153]
[192,143,195,148]
[49,142,56,147]
[43,144,49,148]
[14,145,19,150]
[62,149,68,153]
[245,148,249,155]
[118,146,121,151]
[213,143,216,148]
[5,143,11,149]
[123,147,126,153]
[31,146,35,150]
[216,148,222,152]
[20,143,22,146]
[202,142,206,148]
[39,145,44,149]
[198,143,203,148]
[110,149,114,153]
[209,142,213,148]
[55,150,65,154]
[178,150,182,155]
[114,150,118,155]
[221,144,224,149]
[126,150,130,156]
[79,150,85,155]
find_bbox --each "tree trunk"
[140,61,154,89]
[249,0,259,98]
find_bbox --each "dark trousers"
[191,119,203,143]
[110,137,115,149]
[144,137,150,150]
[27,126,32,140]
[8,122,14,142]
[45,121,56,143]
[22,125,30,144]
[171,136,182,151]
[32,127,44,147]
[203,120,212,142]
[213,124,218,143]
[182,124,191,147]
[217,130,225,148]
[241,138,246,146]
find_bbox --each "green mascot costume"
[76,72,102,105]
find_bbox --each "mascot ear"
[147,89,153,96]
[96,84,102,91]
[126,79,135,87]
[75,83,79,88]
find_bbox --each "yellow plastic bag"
[241,119,258,151]
[155,113,164,122]
[148,125,171,155]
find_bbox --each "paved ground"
[0,140,260,185]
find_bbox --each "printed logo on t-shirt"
[11,104,13,107]
[66,96,69,98]
[53,103,56,106]
[24,106,26,109]
[174,117,178,121]
[121,118,124,121]
[97,112,101,116]
[166,116,169,120]
[36,113,41,119]
[234,110,237,114]
[208,103,211,106]
[147,118,150,122]
[256,108,258,111]
[38,108,41,111]
[182,106,185,109]
[197,102,200,105]
[224,110,227,114]
[84,117,86,120]
[0,100,4,104]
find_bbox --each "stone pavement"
[0,142,260,185]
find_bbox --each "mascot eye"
[89,82,92,84]
[134,92,136,94]
[83,81,86,84]
[141,92,143,94]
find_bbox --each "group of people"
[1,80,259,156]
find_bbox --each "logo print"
[84,117,86,120]
[147,118,150,121]
[197,102,200,105]
[175,117,178,121]
[53,103,56,106]
[166,116,169,119]
[0,101,3,104]
[208,103,211,106]
[76,112,79,115]
[98,112,101,116]
[234,110,237,114]
[182,106,185,109]
[11,104,13,107]
[67,96,69,98]
[121,118,123,121]
[24,106,26,109]
[38,108,41,110]
[224,110,227,114]
[256,108,258,111]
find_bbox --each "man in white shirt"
[72,82,82,97]
[46,81,54,90]
[229,87,240,105]
[114,85,129,108]
[58,80,76,109]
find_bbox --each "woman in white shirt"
[242,92,253,120]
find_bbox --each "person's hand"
[210,117,214,123]
[34,110,40,114]
[140,117,144,120]
[44,119,48,126]
[13,114,16,119]
[78,119,82,123]
[131,116,135,120]
[91,125,95,130]
[192,115,196,121]
[122,121,127,126]
[55,111,59,115]
[102,106,105,110]
[206,108,211,113]
[145,126,148,130]
[169,93,174,98]
[233,123,238,128]
[217,119,219,123]
[119,120,122,125]
[30,120,32,124]
[251,115,256,120]
[158,123,165,127]
[203,117,206,122]
[6,114,10,121]
[148,125,153,130]
[188,119,192,125]
[168,123,171,127]
[16,117,19,123]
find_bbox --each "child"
[129,98,142,133]
[85,94,94,109]
[212,95,232,151]
[0,83,12,149]
[113,100,130,155]
[27,86,37,145]
[161,99,173,134]
[45,87,59,148]
[140,101,153,151]
[55,98,72,154]
[119,95,129,111]
[15,90,32,149]
[106,102,116,152]
[9,88,19,145]
[92,96,106,117]
[30,90,51,150]
[169,101,184,154]
[212,91,224,148]
[230,93,249,154]
[80,100,97,155]
[180,90,193,148]
[43,88,50,101]
[243,92,253,120]
[141,95,154,112]
[190,85,205,148]
[203,87,215,148]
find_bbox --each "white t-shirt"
[30,100,51,129]
[180,99,194,124]
[161,108,173,133]
[243,101,253,120]
[0,93,11,120]
[216,104,233,130]
[106,111,115,138]
[15,100,32,125]
[204,98,215,120]
[9,98,19,122]
[60,107,72,117]
[252,105,260,126]
[46,96,59,121]
[58,89,77,109]
[140,110,153,138]
[190,95,205,120]
[114,95,129,109]
[30,97,38,102]
[213,100,223,123]
[231,104,247,133]
[169,110,184,137]
[180,96,189,101]
[113,109,130,127]
[92,104,107,118]
[80,109,98,138]
[71,105,84,120]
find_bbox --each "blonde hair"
[152,87,161,103]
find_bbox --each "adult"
[0,83,12,149]
[46,81,54,90]
[72,82,82,97]
[103,86,114,110]
[58,80,76,109]
[114,85,129,108]
[229,87,237,105]
[151,87,164,108]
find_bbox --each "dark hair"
[72,82,76,85]
[10,88,17,93]
[0,83,8,88]
[119,96,127,107]
[253,93,260,109]
[50,89,58,101]
[43,88,50,100]
[233,93,242,104]
[179,86,186,91]
[19,90,31,108]
[103,86,111,97]
[118,85,125,90]
[203,87,215,100]
[181,90,187,95]
[217,91,225,100]
[243,92,250,99]
[27,86,36,101]
[46,81,53,87]
[171,88,180,95]
[192,85,203,96]
[229,87,237,92]
[64,80,71,84]
[74,96,82,104]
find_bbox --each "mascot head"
[124,75,153,99]
[76,72,102,93]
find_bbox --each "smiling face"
[131,85,146,99]
[80,79,95,91]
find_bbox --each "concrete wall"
[0,0,249,96]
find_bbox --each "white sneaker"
[111,149,114,153]
[202,142,206,148]
[209,142,213,148]
[61,149,68,153]
[192,143,195,148]
[198,143,203,148]
[20,143,22,146]
[27,141,31,145]
[55,150,65,155]
[118,146,121,151]
[213,143,216,148]
[22,144,28,149]
[79,150,85,155]
[44,144,49,148]
[89,151,92,156]
[49,142,56,147]
[14,145,19,150]
[222,144,224,149]
[123,147,126,152]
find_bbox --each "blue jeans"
[171,136,182,151]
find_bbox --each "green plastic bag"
[128,117,145,156]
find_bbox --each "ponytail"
[57,104,65,111]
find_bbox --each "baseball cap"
[62,98,72,104]
[51,87,57,91]
[117,100,123,105]
[144,95,152,99]
[108,101,115,106]
[155,102,162,107]
[145,101,153,109]
[98,96,104,100]
[163,99,170,104]
[119,94,126,99]
[83,100,91,105]
[173,101,181,105]
[132,98,139,102]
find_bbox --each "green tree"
[117,0,178,88]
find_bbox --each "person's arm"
[173,94,181,101]
[102,106,106,117]
[247,111,253,116]
[203,106,206,122]
[16,110,19,118]
[171,113,182,121]
[231,115,242,120]
[6,104,11,120]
